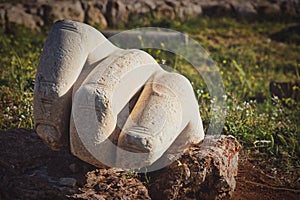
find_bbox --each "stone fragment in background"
[83,1,108,29]
[148,135,242,200]
[41,0,84,24]
[6,3,43,30]
[106,0,128,27]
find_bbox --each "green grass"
[0,26,45,129]
[0,17,299,174]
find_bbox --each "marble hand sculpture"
[34,20,205,170]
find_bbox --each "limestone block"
[34,19,204,169]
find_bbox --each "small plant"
[125,170,136,179]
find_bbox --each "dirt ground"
[233,153,299,200]
[0,128,299,200]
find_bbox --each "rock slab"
[147,135,242,200]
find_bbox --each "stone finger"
[34,20,116,150]
[116,71,204,169]
[70,49,161,167]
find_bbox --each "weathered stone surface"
[34,20,204,170]
[179,1,202,19]
[6,3,42,30]
[34,20,117,151]
[153,1,175,20]
[147,135,242,200]
[116,70,204,169]
[70,49,163,168]
[83,1,107,28]
[231,1,257,18]
[200,1,233,17]
[106,0,128,27]
[125,0,152,21]
[41,0,85,24]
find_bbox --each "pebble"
[59,177,77,187]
